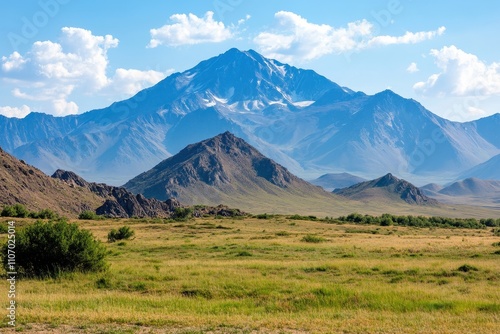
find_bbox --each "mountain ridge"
[1,48,499,185]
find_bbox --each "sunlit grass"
[2,216,499,333]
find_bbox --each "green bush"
[30,209,58,220]
[1,220,107,278]
[457,264,479,273]
[78,210,103,220]
[108,226,135,243]
[288,214,317,221]
[173,207,193,221]
[1,204,29,218]
[301,235,326,243]
[337,213,492,229]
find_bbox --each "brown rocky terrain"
[52,170,181,218]
[0,147,102,217]
[334,173,438,206]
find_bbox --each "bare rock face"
[52,169,181,218]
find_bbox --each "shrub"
[288,214,317,221]
[108,226,135,243]
[1,220,107,278]
[173,207,193,221]
[236,251,252,257]
[30,209,58,220]
[1,204,30,218]
[79,210,103,220]
[12,204,29,218]
[1,205,17,217]
[457,264,479,273]
[301,235,326,243]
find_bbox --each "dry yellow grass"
[1,216,499,333]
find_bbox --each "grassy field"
[2,216,500,333]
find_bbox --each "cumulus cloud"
[254,11,445,63]
[414,45,500,96]
[1,27,170,116]
[1,52,27,72]
[148,11,234,47]
[406,62,419,73]
[0,105,31,118]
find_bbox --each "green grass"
[1,216,499,333]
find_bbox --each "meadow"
[2,215,500,333]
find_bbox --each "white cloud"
[367,26,445,47]
[1,52,27,72]
[148,11,234,47]
[0,105,31,118]
[52,99,79,116]
[406,62,419,73]
[1,27,169,116]
[414,45,500,96]
[254,11,445,63]
[111,68,174,95]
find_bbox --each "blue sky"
[1,0,499,121]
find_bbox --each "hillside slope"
[0,147,102,216]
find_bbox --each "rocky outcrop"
[192,204,246,218]
[0,148,102,217]
[52,169,181,218]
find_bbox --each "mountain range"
[421,178,500,208]
[1,48,499,185]
[2,131,499,218]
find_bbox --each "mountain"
[420,178,500,208]
[459,154,500,180]
[334,173,438,205]
[420,183,444,197]
[123,132,334,209]
[52,170,181,218]
[310,173,367,191]
[438,178,500,197]
[1,48,499,185]
[292,90,498,179]
[0,147,102,216]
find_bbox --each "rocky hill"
[0,147,102,216]
[334,173,438,205]
[52,169,181,218]
[124,132,334,209]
